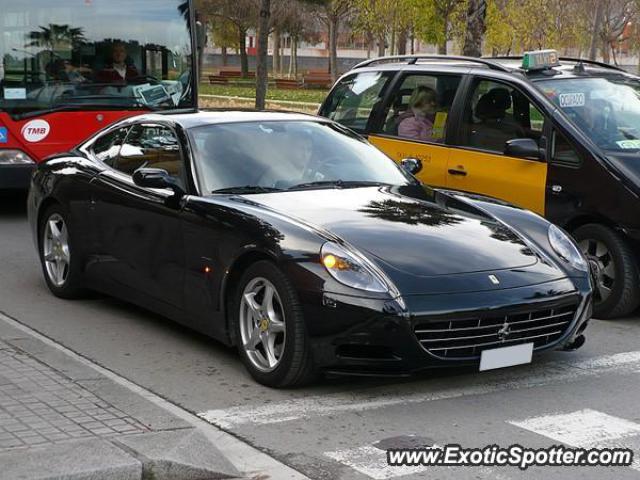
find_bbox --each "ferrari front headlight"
[321,241,389,293]
[548,224,588,271]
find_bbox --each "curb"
[0,311,310,480]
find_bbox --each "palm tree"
[27,24,86,52]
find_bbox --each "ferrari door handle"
[448,168,467,176]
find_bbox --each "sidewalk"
[0,312,306,480]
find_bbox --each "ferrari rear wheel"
[39,205,85,299]
[234,261,315,387]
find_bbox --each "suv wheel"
[574,224,640,319]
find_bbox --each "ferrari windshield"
[537,76,640,151]
[189,121,413,193]
[0,0,194,116]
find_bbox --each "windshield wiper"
[287,180,387,190]
[211,185,284,194]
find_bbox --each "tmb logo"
[21,119,51,143]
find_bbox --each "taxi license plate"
[479,343,533,371]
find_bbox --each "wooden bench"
[305,69,330,76]
[302,75,333,89]
[275,78,302,89]
[208,75,228,85]
[219,70,255,78]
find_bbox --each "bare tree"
[462,0,486,57]
[311,0,354,81]
[267,0,291,76]
[598,0,635,64]
[281,1,313,77]
[255,0,271,109]
[202,0,256,77]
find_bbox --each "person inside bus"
[96,42,139,83]
[397,86,439,142]
[47,59,90,84]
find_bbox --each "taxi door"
[366,72,464,188]
[446,78,548,215]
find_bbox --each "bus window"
[0,0,195,116]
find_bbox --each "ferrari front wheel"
[234,261,315,387]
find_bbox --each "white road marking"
[325,445,430,480]
[199,351,640,428]
[325,443,510,479]
[509,409,640,446]
[509,409,640,471]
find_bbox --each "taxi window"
[460,79,546,154]
[552,129,582,168]
[320,71,393,133]
[114,124,184,186]
[376,74,461,143]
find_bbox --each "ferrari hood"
[240,185,540,277]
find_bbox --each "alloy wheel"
[579,238,615,304]
[239,277,287,372]
[43,213,70,287]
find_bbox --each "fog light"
[0,150,36,165]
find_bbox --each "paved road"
[2,194,640,480]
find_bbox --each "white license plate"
[479,343,533,371]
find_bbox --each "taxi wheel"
[38,204,86,299]
[232,260,316,388]
[574,224,640,319]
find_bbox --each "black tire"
[573,224,640,319]
[232,260,316,387]
[38,204,86,299]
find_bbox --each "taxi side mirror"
[504,138,544,161]
[401,157,423,175]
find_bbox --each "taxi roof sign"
[522,50,560,71]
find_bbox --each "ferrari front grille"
[413,301,578,359]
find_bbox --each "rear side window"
[320,71,393,133]
[459,79,547,154]
[91,127,130,166]
[375,73,462,143]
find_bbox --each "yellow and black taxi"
[319,50,640,319]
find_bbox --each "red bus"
[0,0,198,191]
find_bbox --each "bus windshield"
[0,0,194,117]
[537,76,640,152]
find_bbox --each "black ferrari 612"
[28,111,592,387]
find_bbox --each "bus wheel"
[574,224,640,319]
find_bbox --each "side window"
[320,71,393,133]
[114,124,184,184]
[377,74,461,143]
[460,79,546,154]
[91,127,130,166]
[552,130,582,168]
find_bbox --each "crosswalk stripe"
[324,443,509,479]
[509,409,640,471]
[199,351,640,428]
[325,445,430,480]
[509,409,640,446]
